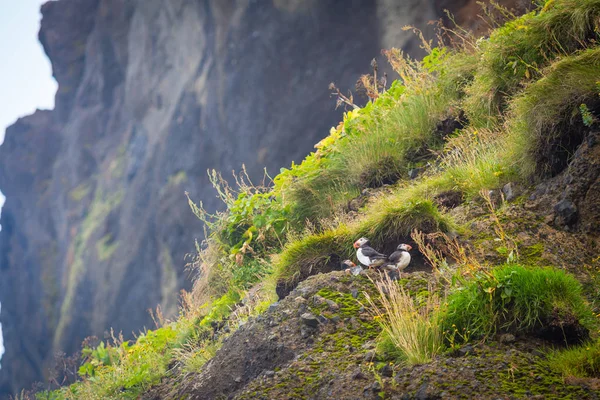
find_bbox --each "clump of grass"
[437,127,520,197]
[273,224,353,290]
[507,47,600,177]
[273,197,455,293]
[547,339,600,378]
[442,264,595,343]
[464,0,600,126]
[364,275,443,365]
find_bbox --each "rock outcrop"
[0,0,525,396]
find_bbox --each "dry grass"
[364,275,444,365]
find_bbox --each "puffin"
[341,259,363,276]
[353,237,388,268]
[381,244,412,280]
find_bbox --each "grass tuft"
[442,265,595,343]
[364,275,443,365]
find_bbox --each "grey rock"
[458,345,474,357]
[379,364,393,377]
[415,382,436,400]
[364,350,377,362]
[300,312,319,328]
[554,199,578,226]
[352,369,367,380]
[294,296,307,305]
[325,299,340,311]
[498,333,516,343]
[502,182,521,202]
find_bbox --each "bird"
[341,259,363,276]
[382,244,412,279]
[353,237,388,269]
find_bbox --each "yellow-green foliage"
[441,265,596,342]
[52,326,178,400]
[547,339,600,378]
[274,198,455,287]
[96,234,119,261]
[465,0,600,126]
[54,190,123,350]
[507,47,600,177]
[69,183,90,202]
[365,276,443,365]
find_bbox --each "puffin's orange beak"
[353,241,360,249]
[406,245,413,251]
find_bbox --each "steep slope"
[29,1,600,399]
[0,0,506,396]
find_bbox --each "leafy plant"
[580,103,596,126]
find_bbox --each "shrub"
[442,265,595,343]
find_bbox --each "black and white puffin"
[341,259,363,276]
[385,243,412,272]
[353,237,388,268]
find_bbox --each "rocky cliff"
[0,0,523,396]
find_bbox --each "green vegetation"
[43,0,600,398]
[365,276,443,365]
[508,47,600,177]
[95,234,118,261]
[69,183,91,202]
[464,0,600,126]
[547,339,600,378]
[442,265,595,342]
[54,189,123,350]
[57,327,179,399]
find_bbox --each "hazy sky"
[0,0,57,145]
[0,0,57,368]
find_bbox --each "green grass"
[507,47,600,177]
[547,339,600,378]
[464,0,600,127]
[365,276,443,365]
[96,234,119,261]
[442,265,596,342]
[274,197,455,292]
[282,63,465,225]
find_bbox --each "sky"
[0,0,58,369]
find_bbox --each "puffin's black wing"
[362,246,388,259]
[388,250,402,263]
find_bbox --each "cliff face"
[0,0,519,396]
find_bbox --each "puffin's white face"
[342,259,356,268]
[353,237,369,249]
[397,244,412,252]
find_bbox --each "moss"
[168,170,188,187]
[96,234,119,261]
[54,189,123,349]
[69,183,91,201]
